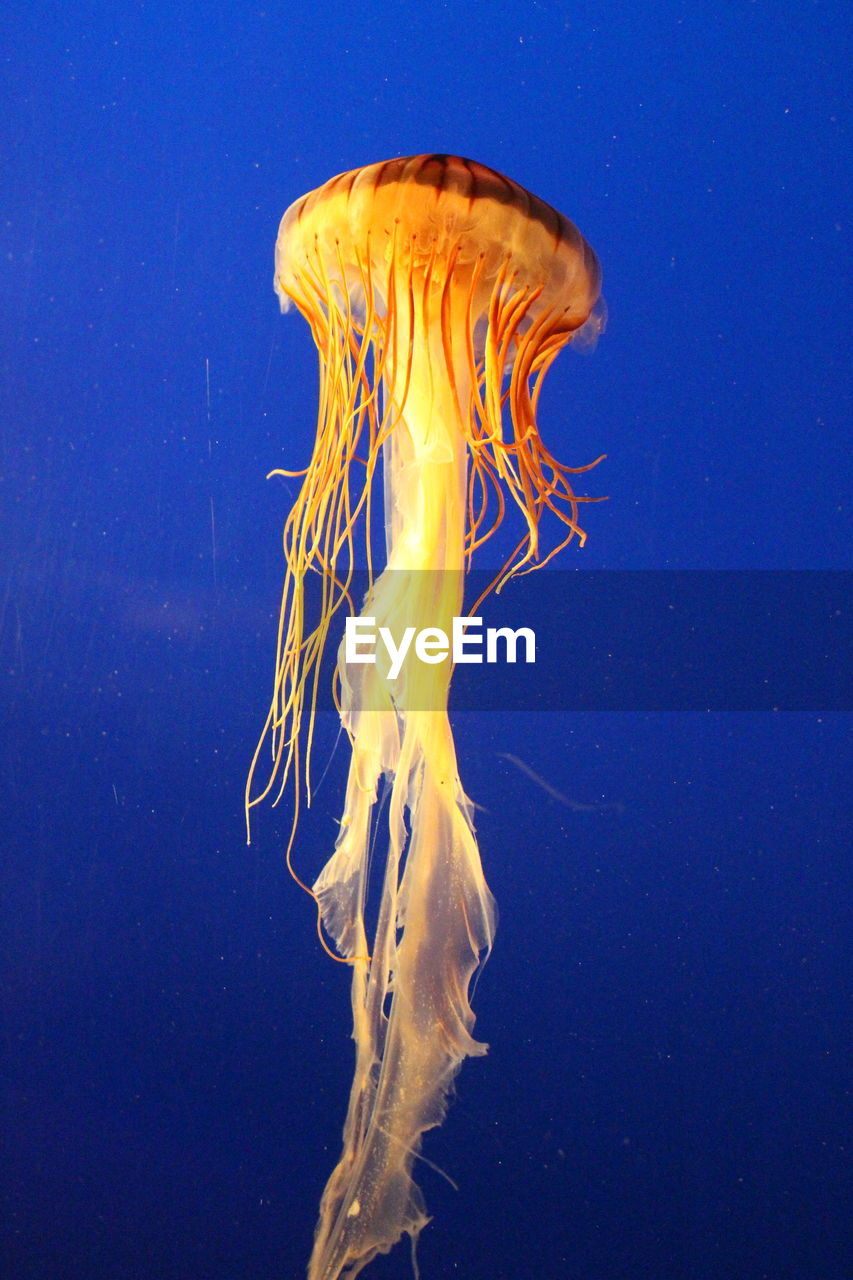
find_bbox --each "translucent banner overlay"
[312,571,850,712]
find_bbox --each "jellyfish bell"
[264,155,604,631]
[275,153,600,325]
[250,156,603,1280]
[572,292,608,352]
[274,157,601,438]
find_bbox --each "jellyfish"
[247,155,603,1280]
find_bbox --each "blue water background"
[2,3,850,1278]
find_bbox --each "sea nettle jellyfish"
[247,155,603,1279]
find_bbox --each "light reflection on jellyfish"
[246,155,604,1280]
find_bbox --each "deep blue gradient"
[2,3,850,1278]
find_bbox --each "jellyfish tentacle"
[303,295,499,1277]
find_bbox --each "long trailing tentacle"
[246,236,603,940]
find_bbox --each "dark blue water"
[2,3,849,1278]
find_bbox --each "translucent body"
[248,155,602,1279]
